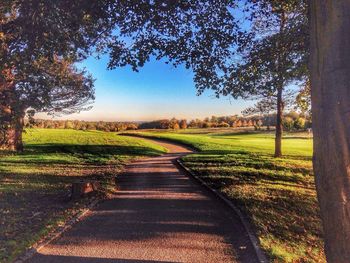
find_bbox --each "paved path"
[27,139,259,263]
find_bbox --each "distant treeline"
[139,112,310,131]
[25,119,138,132]
[139,116,263,130]
[27,112,310,132]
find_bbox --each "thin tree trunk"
[266,112,270,131]
[274,10,286,158]
[310,1,350,261]
[274,87,283,157]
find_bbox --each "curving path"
[26,139,259,263]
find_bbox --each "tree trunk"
[5,114,24,152]
[310,1,350,262]
[0,70,25,152]
[274,10,286,158]
[274,87,283,157]
[266,112,270,131]
[0,105,25,152]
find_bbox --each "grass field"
[0,129,166,262]
[125,129,324,262]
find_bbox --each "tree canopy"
[105,1,240,95]
[222,0,308,156]
[0,0,112,150]
[100,0,309,157]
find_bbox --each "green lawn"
[0,129,167,263]
[125,129,324,262]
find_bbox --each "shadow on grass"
[0,144,166,165]
[0,143,164,188]
[193,150,312,161]
[210,130,266,137]
[25,143,165,155]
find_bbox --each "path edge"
[176,159,269,263]
[14,198,100,263]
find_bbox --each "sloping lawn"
[0,129,166,262]
[127,129,324,262]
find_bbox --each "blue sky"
[39,55,253,122]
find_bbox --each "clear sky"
[38,55,253,122]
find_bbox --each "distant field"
[125,129,324,262]
[0,129,166,262]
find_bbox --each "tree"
[202,122,212,128]
[126,124,138,130]
[159,119,171,129]
[293,117,305,130]
[282,116,294,131]
[188,119,203,128]
[65,121,74,130]
[295,80,311,116]
[179,119,187,129]
[169,118,179,129]
[0,0,111,151]
[224,1,308,156]
[218,121,230,128]
[210,116,219,126]
[227,115,238,127]
[0,57,94,151]
[242,97,276,130]
[107,1,238,80]
[310,1,350,261]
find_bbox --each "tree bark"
[310,1,350,261]
[5,114,25,152]
[274,87,283,157]
[274,10,286,158]
[0,69,25,152]
[0,111,25,152]
[0,102,25,152]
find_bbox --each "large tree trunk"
[0,69,25,152]
[274,87,283,157]
[5,114,25,152]
[0,101,25,152]
[310,1,350,262]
